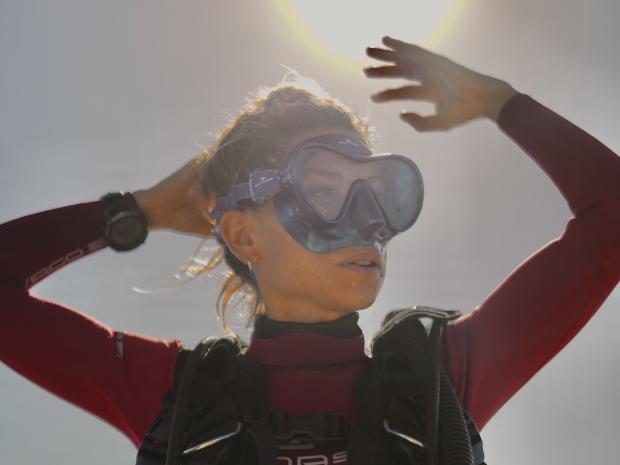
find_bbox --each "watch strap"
[101,192,148,223]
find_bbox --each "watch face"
[108,213,147,250]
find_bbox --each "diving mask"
[208,133,423,253]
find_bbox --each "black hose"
[398,318,474,465]
[166,337,225,465]
[427,321,443,465]
[437,366,473,465]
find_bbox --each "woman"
[1,36,619,464]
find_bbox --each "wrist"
[480,80,519,122]
[133,189,162,229]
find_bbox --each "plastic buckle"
[383,420,426,449]
[249,169,280,204]
[182,422,242,455]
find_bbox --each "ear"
[218,210,258,263]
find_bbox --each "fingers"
[367,36,451,69]
[400,112,451,132]
[363,65,408,79]
[365,37,464,133]
[365,45,444,83]
[370,85,435,103]
[382,36,444,62]
[370,84,450,131]
[382,36,425,53]
[364,63,431,82]
[365,46,399,63]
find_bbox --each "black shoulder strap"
[166,336,239,465]
[353,305,486,465]
[234,352,276,465]
[136,336,244,465]
[174,347,192,388]
[136,335,275,465]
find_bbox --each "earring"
[245,258,253,272]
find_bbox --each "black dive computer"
[101,192,149,251]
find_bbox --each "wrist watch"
[101,192,149,251]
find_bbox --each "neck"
[264,306,356,324]
[259,289,361,323]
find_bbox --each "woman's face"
[220,128,388,323]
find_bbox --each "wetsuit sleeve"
[0,202,183,447]
[445,93,620,430]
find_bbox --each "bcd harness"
[136,306,486,465]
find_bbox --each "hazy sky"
[1,1,619,464]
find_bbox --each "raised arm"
[365,36,620,429]
[0,201,183,447]
[445,94,620,429]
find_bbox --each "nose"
[347,182,386,239]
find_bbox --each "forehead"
[283,128,369,156]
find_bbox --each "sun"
[272,0,462,64]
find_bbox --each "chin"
[346,291,379,312]
[352,280,383,305]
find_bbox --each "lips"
[339,248,383,273]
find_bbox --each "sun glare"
[273,0,461,65]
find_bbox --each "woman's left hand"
[365,36,518,131]
[133,155,216,237]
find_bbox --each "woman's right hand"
[133,155,216,237]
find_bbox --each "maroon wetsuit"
[1,94,619,464]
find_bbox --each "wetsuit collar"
[253,312,362,339]
[247,312,367,368]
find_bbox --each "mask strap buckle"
[248,169,281,204]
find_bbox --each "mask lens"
[295,148,422,229]
[374,157,422,230]
[297,149,351,220]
